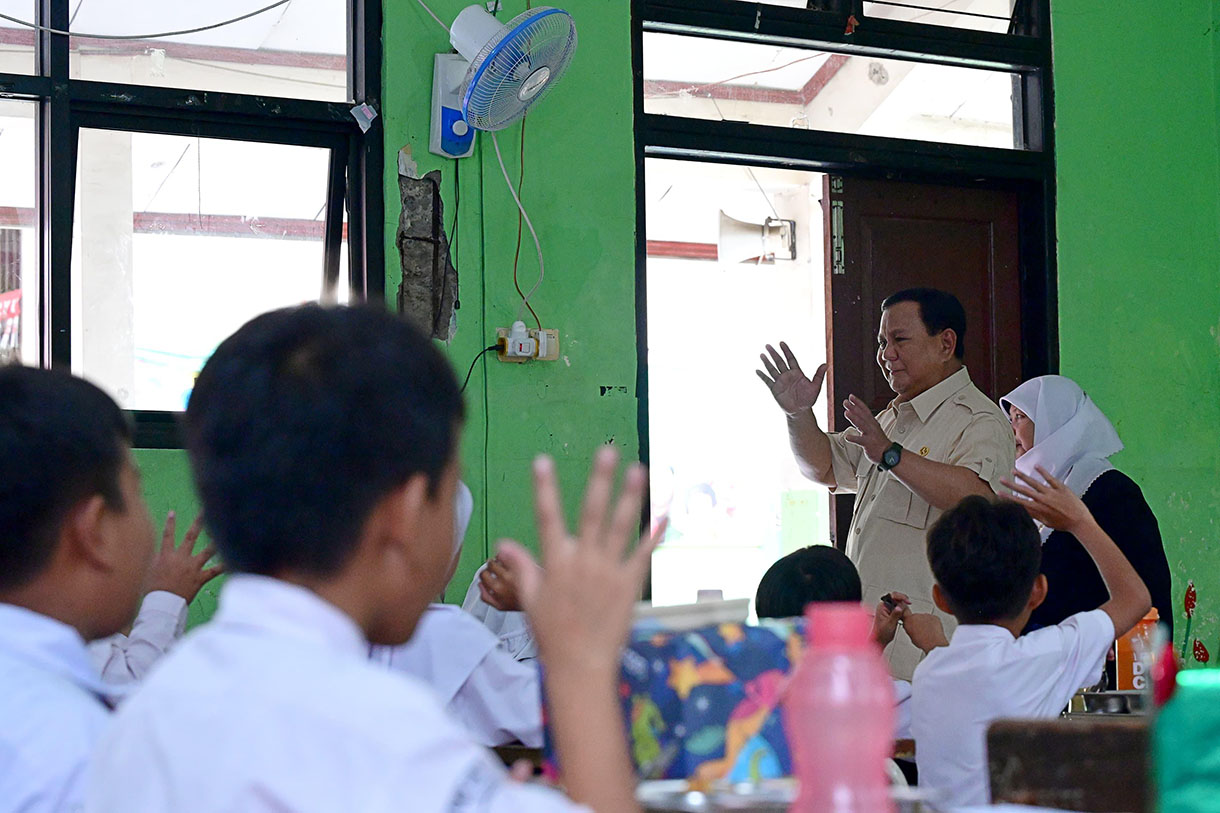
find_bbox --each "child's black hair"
[926,495,1042,623]
[755,545,863,619]
[0,366,131,590]
[184,305,464,577]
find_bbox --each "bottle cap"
[804,602,874,650]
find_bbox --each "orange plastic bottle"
[1116,608,1159,691]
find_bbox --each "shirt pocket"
[872,480,931,530]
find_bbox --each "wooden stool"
[987,717,1149,813]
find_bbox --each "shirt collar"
[214,574,369,660]
[0,603,119,704]
[898,366,972,424]
[947,621,1018,646]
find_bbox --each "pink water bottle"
[784,603,895,813]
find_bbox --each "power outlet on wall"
[496,321,560,363]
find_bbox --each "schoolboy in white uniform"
[0,366,158,812]
[373,602,543,747]
[372,482,543,747]
[909,469,1151,808]
[86,305,661,813]
[88,512,221,684]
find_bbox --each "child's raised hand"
[871,591,911,647]
[478,553,538,612]
[1001,466,1095,535]
[902,613,949,653]
[498,452,658,813]
[146,512,224,602]
[494,447,665,675]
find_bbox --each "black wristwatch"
[878,442,903,471]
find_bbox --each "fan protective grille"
[461,7,578,131]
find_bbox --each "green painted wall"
[1052,1,1220,664]
[382,0,639,601]
[131,448,217,626]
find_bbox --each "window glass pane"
[335,210,350,305]
[0,0,35,75]
[70,0,348,102]
[646,157,830,607]
[726,0,1019,33]
[72,130,345,411]
[644,33,1020,150]
[727,0,816,8]
[864,0,1018,34]
[0,99,39,365]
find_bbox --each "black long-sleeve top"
[1023,469,1173,640]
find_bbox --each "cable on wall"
[0,0,292,41]
[490,130,545,329]
[510,118,541,330]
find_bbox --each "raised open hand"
[1001,466,1095,535]
[494,447,666,674]
[145,512,224,603]
[756,342,826,416]
[842,394,891,463]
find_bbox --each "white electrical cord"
[414,0,451,32]
[0,0,291,40]
[491,131,545,325]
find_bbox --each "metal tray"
[1076,690,1148,715]
[637,780,937,812]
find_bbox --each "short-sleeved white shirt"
[911,609,1115,808]
[371,604,543,747]
[85,575,586,813]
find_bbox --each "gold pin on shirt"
[919,446,930,457]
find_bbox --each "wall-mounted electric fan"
[423,3,578,159]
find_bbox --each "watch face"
[883,448,900,468]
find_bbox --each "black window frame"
[0,0,384,448]
[632,0,1056,469]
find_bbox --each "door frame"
[631,0,1057,476]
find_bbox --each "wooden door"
[823,176,1022,546]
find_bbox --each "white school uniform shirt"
[86,590,187,684]
[0,603,116,813]
[911,608,1114,808]
[462,565,538,661]
[371,603,543,747]
[892,679,913,740]
[84,575,585,813]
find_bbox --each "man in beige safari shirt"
[757,288,1014,679]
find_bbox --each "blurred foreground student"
[910,473,1151,807]
[0,366,157,812]
[86,305,660,812]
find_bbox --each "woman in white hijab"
[1000,376,1171,637]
